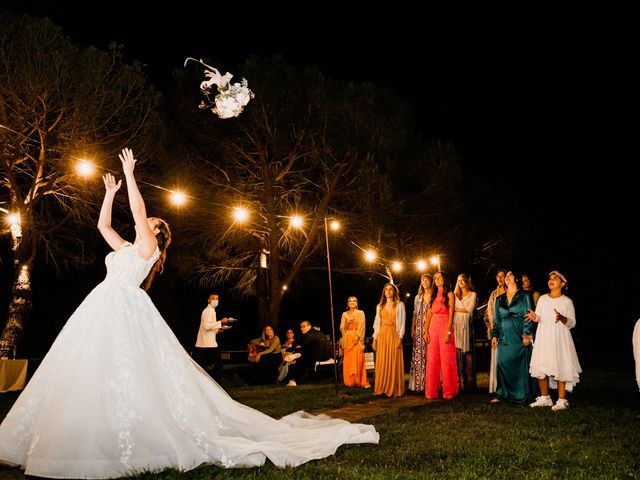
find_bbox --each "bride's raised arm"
[97,173,126,251]
[119,148,157,259]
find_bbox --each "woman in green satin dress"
[490,271,538,404]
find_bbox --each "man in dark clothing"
[286,320,326,386]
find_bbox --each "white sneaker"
[552,399,569,411]
[286,380,297,387]
[529,395,553,408]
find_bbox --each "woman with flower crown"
[527,271,582,411]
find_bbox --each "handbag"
[247,343,258,361]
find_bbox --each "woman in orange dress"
[339,296,370,387]
[372,283,406,397]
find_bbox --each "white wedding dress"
[0,243,378,479]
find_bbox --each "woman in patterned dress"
[408,274,432,393]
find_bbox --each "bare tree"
[170,57,415,330]
[0,14,159,355]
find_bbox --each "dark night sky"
[3,3,640,358]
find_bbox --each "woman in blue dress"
[490,271,538,404]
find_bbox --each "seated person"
[285,320,326,387]
[248,325,281,384]
[281,328,296,352]
[277,328,298,383]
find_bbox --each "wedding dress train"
[0,243,378,478]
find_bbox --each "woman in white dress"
[0,148,378,479]
[453,274,477,391]
[527,271,582,411]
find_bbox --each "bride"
[0,148,378,479]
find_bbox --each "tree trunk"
[268,293,283,332]
[256,263,270,328]
[0,230,33,358]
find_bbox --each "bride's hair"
[142,218,172,291]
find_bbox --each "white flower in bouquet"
[184,57,255,119]
[213,78,254,119]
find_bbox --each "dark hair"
[507,270,522,289]
[428,271,451,309]
[142,218,172,291]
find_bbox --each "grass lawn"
[1,358,638,479]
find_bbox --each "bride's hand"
[102,173,121,193]
[119,148,136,176]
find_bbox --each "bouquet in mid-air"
[184,57,255,119]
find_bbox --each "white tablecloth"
[0,359,28,393]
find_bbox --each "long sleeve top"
[491,290,534,341]
[250,335,282,354]
[195,304,222,348]
[372,302,406,340]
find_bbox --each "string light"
[75,160,95,177]
[69,156,194,206]
[7,213,20,226]
[289,215,304,229]
[232,206,249,223]
[68,154,445,275]
[170,191,187,206]
[364,249,377,263]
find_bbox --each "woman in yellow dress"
[372,283,406,397]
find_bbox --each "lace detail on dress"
[0,241,378,478]
[105,243,160,288]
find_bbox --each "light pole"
[324,217,340,394]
